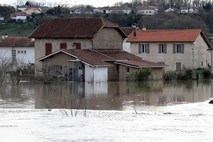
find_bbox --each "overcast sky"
[0,0,131,7]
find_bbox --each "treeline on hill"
[0,0,213,34]
[0,6,15,19]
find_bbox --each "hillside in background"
[0,22,37,37]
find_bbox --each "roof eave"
[38,50,78,62]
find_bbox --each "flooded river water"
[0,80,212,110]
[0,80,213,142]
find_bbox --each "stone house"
[29,17,164,82]
[127,29,212,71]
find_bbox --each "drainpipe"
[192,42,195,70]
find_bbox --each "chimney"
[133,25,137,38]
[2,33,5,39]
[142,25,146,30]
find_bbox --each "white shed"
[0,37,35,65]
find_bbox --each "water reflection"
[0,80,212,110]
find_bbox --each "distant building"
[0,16,4,21]
[164,7,175,13]
[136,6,158,15]
[180,7,198,14]
[11,12,27,22]
[110,5,131,15]
[0,36,35,66]
[70,6,93,15]
[17,2,42,16]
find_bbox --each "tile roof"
[128,29,203,43]
[120,27,134,36]
[0,37,34,47]
[39,49,113,67]
[116,60,163,68]
[39,49,163,68]
[64,49,113,66]
[96,49,142,61]
[30,17,126,39]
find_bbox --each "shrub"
[195,68,212,79]
[176,68,193,80]
[163,71,176,81]
[202,69,211,79]
[127,68,151,81]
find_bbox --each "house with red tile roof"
[0,36,35,66]
[30,17,164,82]
[127,29,212,71]
[38,49,163,82]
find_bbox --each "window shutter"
[158,44,161,53]
[146,44,150,54]
[173,44,176,54]
[60,43,67,49]
[181,44,184,53]
[45,43,52,55]
[75,43,81,49]
[138,44,141,53]
[164,44,167,53]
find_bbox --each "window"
[173,44,184,53]
[116,65,119,74]
[158,62,165,65]
[158,44,167,53]
[126,67,130,73]
[45,43,52,55]
[139,43,149,54]
[12,49,16,63]
[17,50,27,54]
[60,43,67,49]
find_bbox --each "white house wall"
[123,38,131,52]
[0,47,35,64]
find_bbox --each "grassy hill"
[0,22,38,37]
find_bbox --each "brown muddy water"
[0,80,212,110]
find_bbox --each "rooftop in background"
[0,37,34,47]
[127,29,212,48]
[96,49,142,61]
[120,27,135,37]
[29,17,126,39]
